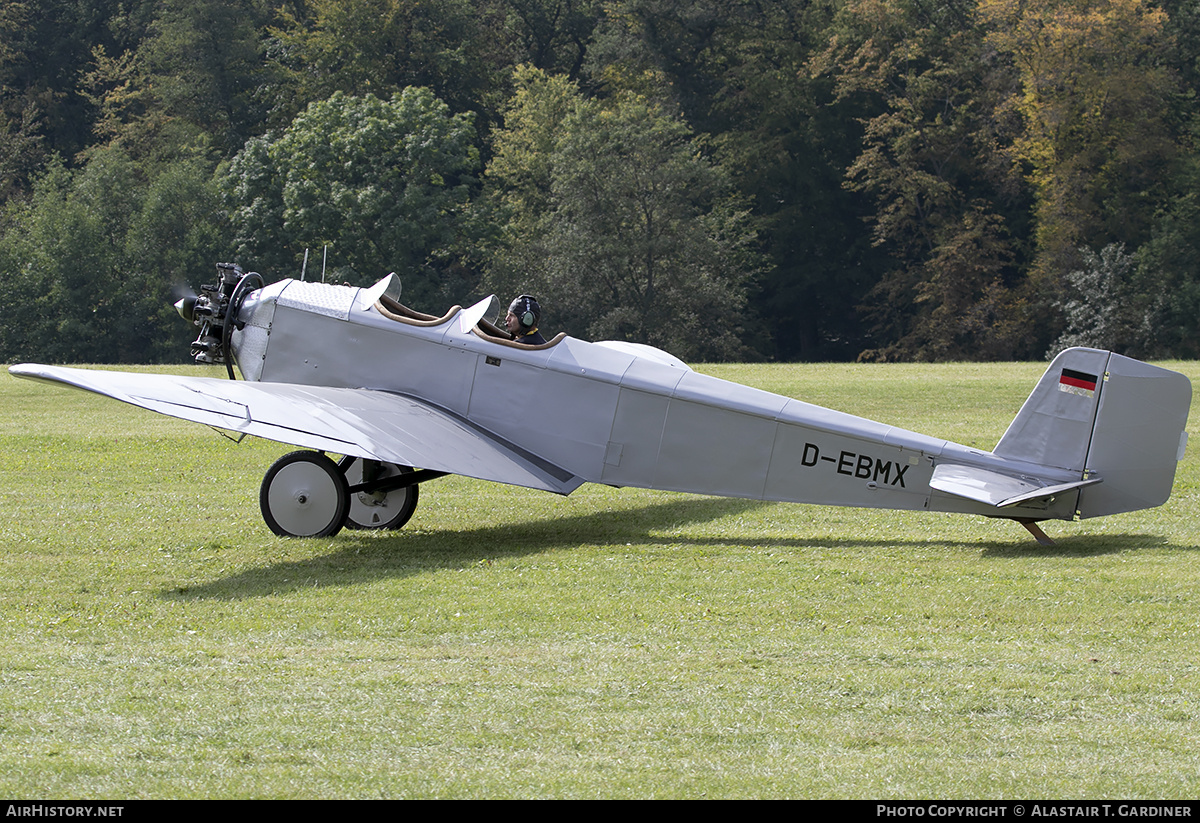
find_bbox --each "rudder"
[1077,352,1191,517]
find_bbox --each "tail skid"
[1015,518,1056,546]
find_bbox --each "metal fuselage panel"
[232,281,1081,520]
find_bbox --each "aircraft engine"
[175,262,262,378]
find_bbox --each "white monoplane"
[10,263,1192,544]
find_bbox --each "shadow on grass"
[168,496,765,600]
[979,533,1192,558]
[163,495,1190,600]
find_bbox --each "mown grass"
[1,360,1198,798]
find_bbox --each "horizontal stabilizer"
[930,463,1101,508]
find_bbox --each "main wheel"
[342,458,420,531]
[260,451,350,538]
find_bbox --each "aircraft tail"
[993,348,1191,519]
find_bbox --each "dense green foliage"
[224,88,481,307]
[2,0,1198,363]
[486,68,760,359]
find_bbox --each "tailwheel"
[260,451,350,538]
[341,457,420,531]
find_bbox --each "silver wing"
[9,364,583,495]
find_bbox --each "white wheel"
[343,458,420,530]
[260,451,350,538]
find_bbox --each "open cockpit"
[372,292,567,350]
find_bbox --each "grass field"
[1,360,1198,799]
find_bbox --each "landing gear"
[259,451,439,537]
[260,451,350,538]
[340,457,419,531]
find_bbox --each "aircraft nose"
[175,296,197,322]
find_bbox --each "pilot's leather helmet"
[508,295,541,330]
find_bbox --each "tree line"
[1,0,1197,364]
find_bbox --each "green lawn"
[1,360,1197,798]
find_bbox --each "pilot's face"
[505,311,521,334]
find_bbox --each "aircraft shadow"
[168,496,765,600]
[164,496,1191,600]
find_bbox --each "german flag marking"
[1059,368,1098,397]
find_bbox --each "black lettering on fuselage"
[856,454,873,479]
[802,443,820,466]
[873,459,891,485]
[838,450,855,475]
[801,442,909,488]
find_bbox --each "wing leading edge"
[9,364,583,495]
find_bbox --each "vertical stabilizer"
[994,348,1111,473]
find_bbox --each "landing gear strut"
[340,456,420,531]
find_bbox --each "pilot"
[505,295,546,345]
